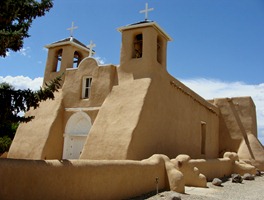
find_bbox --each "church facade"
[7,20,264,169]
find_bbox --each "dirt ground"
[133,173,264,200]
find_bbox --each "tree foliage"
[0,136,13,153]
[0,0,55,153]
[0,75,62,139]
[0,0,53,56]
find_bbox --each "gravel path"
[142,174,264,200]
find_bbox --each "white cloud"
[42,47,48,52]
[0,76,43,91]
[94,56,106,65]
[180,78,264,144]
[19,47,31,57]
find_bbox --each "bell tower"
[117,4,172,80]
[118,21,172,67]
[43,37,91,87]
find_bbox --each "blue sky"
[0,0,264,143]
[1,0,264,82]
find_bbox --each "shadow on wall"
[216,96,264,169]
[227,99,255,160]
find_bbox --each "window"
[55,49,63,72]
[82,77,92,99]
[133,34,143,58]
[201,121,206,155]
[73,51,80,68]
[157,36,162,64]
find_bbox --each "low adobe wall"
[0,155,184,200]
[0,153,257,199]
[172,152,257,182]
[189,158,232,181]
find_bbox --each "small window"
[201,121,206,155]
[73,51,80,68]
[55,49,63,72]
[82,77,92,99]
[157,36,162,64]
[133,34,143,58]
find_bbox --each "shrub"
[0,136,12,153]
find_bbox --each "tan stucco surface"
[8,21,264,168]
[44,40,90,86]
[213,97,264,169]
[8,91,64,159]
[81,23,220,160]
[80,78,151,159]
[125,72,219,160]
[0,153,257,199]
[5,20,264,199]
[0,155,180,200]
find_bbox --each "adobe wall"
[188,153,257,181]
[213,97,264,170]
[213,97,257,153]
[172,152,256,182]
[62,57,117,108]
[81,25,219,160]
[188,158,232,181]
[8,91,64,159]
[0,155,181,200]
[8,58,117,160]
[1,153,257,199]
[81,67,219,160]
[126,66,219,160]
[80,78,152,160]
[62,58,118,145]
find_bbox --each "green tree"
[0,0,53,57]
[0,76,62,136]
[0,0,56,153]
[0,76,62,153]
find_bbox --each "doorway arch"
[62,112,91,159]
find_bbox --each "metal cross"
[87,40,96,57]
[139,3,154,21]
[67,22,78,37]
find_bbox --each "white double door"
[62,112,92,159]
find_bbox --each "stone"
[212,178,222,186]
[231,174,243,183]
[243,173,255,180]
[256,170,262,176]
[169,193,181,200]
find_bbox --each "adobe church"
[7,10,264,170]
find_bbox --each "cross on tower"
[87,40,96,57]
[67,22,78,37]
[139,3,154,21]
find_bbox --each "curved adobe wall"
[0,155,182,200]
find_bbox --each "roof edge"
[45,37,93,53]
[117,21,172,41]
